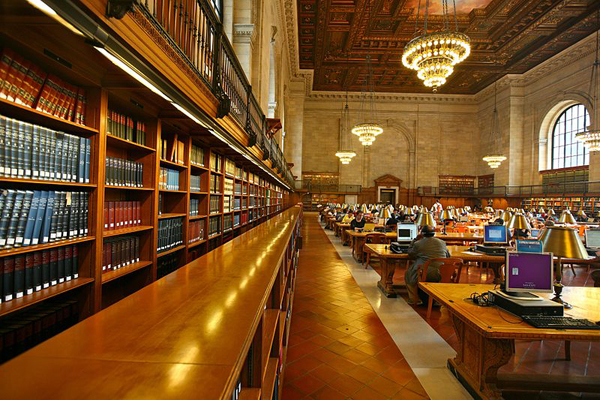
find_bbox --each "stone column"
[232,24,254,79]
[284,81,304,180]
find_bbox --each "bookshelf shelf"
[103,225,154,238]
[262,309,279,364]
[190,164,208,171]
[0,177,97,188]
[159,189,187,194]
[0,278,94,318]
[107,134,156,153]
[189,215,207,221]
[0,97,98,137]
[262,358,278,400]
[157,244,186,258]
[238,389,261,400]
[190,191,209,195]
[0,236,95,259]
[188,239,207,249]
[160,159,188,170]
[105,185,154,191]
[158,213,187,219]
[101,261,153,284]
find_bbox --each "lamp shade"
[547,209,555,216]
[558,210,576,224]
[440,210,454,220]
[507,213,531,230]
[539,226,587,259]
[485,206,494,213]
[530,208,537,213]
[379,208,391,219]
[415,212,436,227]
[361,204,368,213]
[501,210,512,222]
[538,207,546,214]
[577,209,587,218]
[405,208,414,216]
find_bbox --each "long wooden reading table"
[0,207,303,400]
[419,283,600,400]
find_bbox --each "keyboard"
[522,316,600,330]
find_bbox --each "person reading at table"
[342,211,354,223]
[405,225,450,305]
[351,211,366,230]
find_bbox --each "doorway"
[380,189,396,204]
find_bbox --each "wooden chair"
[364,233,388,268]
[419,257,464,319]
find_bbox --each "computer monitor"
[530,229,540,238]
[505,252,553,295]
[484,225,508,245]
[363,223,376,232]
[397,224,418,242]
[516,240,542,253]
[585,229,600,248]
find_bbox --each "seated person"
[386,212,399,227]
[492,218,504,226]
[342,212,354,223]
[350,211,366,230]
[512,228,529,240]
[405,225,450,305]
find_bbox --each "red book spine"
[136,201,141,225]
[78,89,86,125]
[34,75,52,113]
[0,48,16,98]
[106,242,112,271]
[127,201,133,227]
[6,54,27,102]
[108,201,115,230]
[104,202,109,230]
[65,84,77,121]
[42,75,61,115]
[73,87,83,124]
[119,201,124,229]
[15,59,32,106]
[52,77,68,118]
[28,64,47,107]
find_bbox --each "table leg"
[448,314,514,400]
[377,258,397,298]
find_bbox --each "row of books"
[223,214,232,232]
[1,246,80,303]
[210,152,222,172]
[190,175,202,192]
[234,182,242,195]
[210,174,221,193]
[0,116,91,182]
[157,253,179,279]
[190,198,201,217]
[105,157,144,187]
[0,190,88,249]
[0,298,79,363]
[161,138,185,165]
[107,110,146,145]
[159,167,180,191]
[191,144,205,167]
[225,158,235,176]
[208,216,221,236]
[102,236,141,272]
[233,214,240,227]
[0,48,87,125]
[234,198,241,210]
[189,220,205,244]
[209,195,221,214]
[157,218,183,253]
[103,201,142,231]
[224,177,234,195]
[224,195,231,213]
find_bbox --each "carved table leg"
[377,258,397,298]
[449,314,514,400]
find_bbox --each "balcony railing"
[138,0,291,185]
[418,181,600,197]
[295,181,362,193]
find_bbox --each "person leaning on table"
[405,225,450,305]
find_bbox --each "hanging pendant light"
[402,0,470,91]
[575,10,600,151]
[483,81,506,168]
[336,53,357,164]
[352,0,383,145]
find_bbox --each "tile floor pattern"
[282,215,429,399]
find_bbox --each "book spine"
[31,190,47,245]
[41,191,55,244]
[5,190,24,248]
[57,247,65,284]
[24,253,34,295]
[41,250,50,288]
[13,255,25,299]
[49,191,60,242]
[85,138,91,183]
[33,251,42,291]
[3,257,14,301]
[72,246,79,278]
[14,190,33,247]
[64,245,73,281]
[49,249,58,286]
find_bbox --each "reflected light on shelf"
[27,0,85,37]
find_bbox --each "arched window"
[551,104,590,169]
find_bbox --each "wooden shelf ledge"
[0,177,97,188]
[103,225,153,238]
[0,236,95,259]
[101,261,153,284]
[107,134,156,153]
[158,213,187,219]
[157,244,185,258]
[160,159,188,170]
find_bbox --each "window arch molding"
[538,92,594,171]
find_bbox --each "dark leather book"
[72,246,79,279]
[3,256,14,301]
[57,247,65,283]
[33,251,42,291]
[24,253,33,295]
[41,250,50,288]
[49,249,58,286]
[13,255,24,298]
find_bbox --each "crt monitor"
[530,228,540,238]
[505,251,553,294]
[585,229,600,248]
[484,225,508,244]
[397,224,418,242]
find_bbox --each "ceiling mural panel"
[297,0,600,93]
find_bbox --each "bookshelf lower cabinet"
[0,206,302,399]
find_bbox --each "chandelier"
[482,81,506,168]
[352,123,383,146]
[402,0,471,91]
[575,10,600,151]
[336,73,356,164]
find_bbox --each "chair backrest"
[456,226,468,233]
[365,232,387,244]
[591,270,600,288]
[420,257,464,283]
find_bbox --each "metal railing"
[418,181,600,197]
[138,0,292,186]
[295,181,362,193]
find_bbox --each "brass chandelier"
[336,68,356,164]
[352,0,383,146]
[575,10,600,151]
[483,81,506,169]
[402,0,471,91]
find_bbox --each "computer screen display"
[585,229,600,248]
[484,225,508,244]
[505,252,553,293]
[530,229,540,238]
[516,240,543,253]
[363,223,376,232]
[397,224,418,242]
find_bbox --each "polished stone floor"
[283,213,600,399]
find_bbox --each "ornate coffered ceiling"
[297,0,600,94]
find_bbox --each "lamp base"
[552,282,573,309]
[551,296,573,310]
